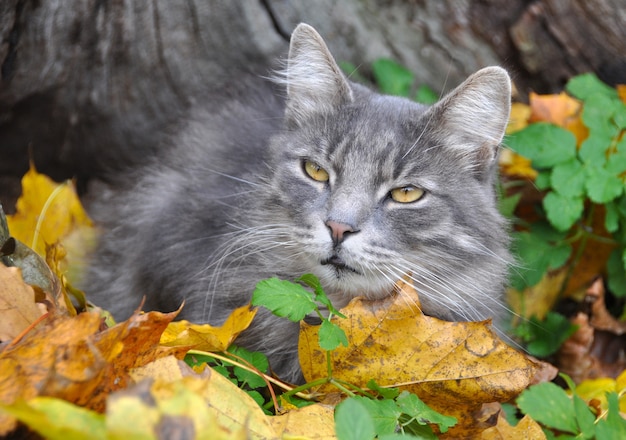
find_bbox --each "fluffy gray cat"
[86,24,512,383]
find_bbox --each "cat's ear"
[430,67,511,180]
[283,24,353,125]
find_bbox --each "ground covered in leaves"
[1,70,626,439]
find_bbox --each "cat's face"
[263,24,511,320]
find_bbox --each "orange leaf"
[529,92,588,145]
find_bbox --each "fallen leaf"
[529,91,588,145]
[557,279,626,383]
[270,403,335,439]
[0,308,186,435]
[481,413,546,440]
[6,164,97,286]
[0,397,107,440]
[0,265,45,341]
[576,371,626,413]
[160,305,257,352]
[130,356,276,439]
[299,279,548,437]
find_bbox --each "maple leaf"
[299,279,551,437]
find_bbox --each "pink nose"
[325,220,356,245]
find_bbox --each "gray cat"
[86,24,512,383]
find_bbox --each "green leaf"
[543,191,584,231]
[573,394,596,439]
[251,277,316,322]
[581,94,621,133]
[595,393,626,440]
[510,231,572,289]
[607,248,626,298]
[335,398,376,440]
[297,273,345,318]
[550,159,586,198]
[351,396,402,436]
[535,171,552,190]
[415,84,439,104]
[578,134,611,167]
[585,166,624,204]
[366,380,400,400]
[604,201,620,233]
[318,319,349,351]
[229,346,269,389]
[507,123,577,168]
[517,382,578,434]
[372,58,414,97]
[395,391,457,434]
[566,73,617,101]
[524,312,578,357]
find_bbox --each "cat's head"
[266,24,512,321]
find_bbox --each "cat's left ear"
[429,67,511,181]
[283,24,353,126]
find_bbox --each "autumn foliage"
[1,72,626,438]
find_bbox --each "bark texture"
[1,0,625,209]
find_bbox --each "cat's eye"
[303,160,329,182]
[390,186,425,203]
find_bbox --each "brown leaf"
[299,279,547,436]
[480,413,546,440]
[0,308,186,435]
[557,279,626,383]
[0,265,45,341]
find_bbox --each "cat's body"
[86,24,512,382]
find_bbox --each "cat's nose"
[325,220,357,245]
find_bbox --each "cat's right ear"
[282,24,353,125]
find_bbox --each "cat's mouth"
[321,255,361,275]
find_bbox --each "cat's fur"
[86,24,512,383]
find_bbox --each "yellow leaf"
[576,371,626,413]
[7,165,93,257]
[481,414,546,440]
[270,403,336,439]
[506,102,531,134]
[130,356,276,439]
[299,279,544,436]
[160,304,257,352]
[499,149,538,179]
[6,166,98,288]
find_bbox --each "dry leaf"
[558,279,626,383]
[0,265,45,341]
[6,164,97,287]
[160,304,257,352]
[270,403,336,439]
[529,91,588,145]
[299,279,547,437]
[0,308,185,435]
[481,414,546,440]
[130,356,276,439]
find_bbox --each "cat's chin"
[316,265,396,306]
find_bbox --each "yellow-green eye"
[303,160,329,182]
[390,186,425,203]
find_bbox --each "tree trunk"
[1,0,624,210]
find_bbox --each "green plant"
[507,74,626,307]
[516,374,626,439]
